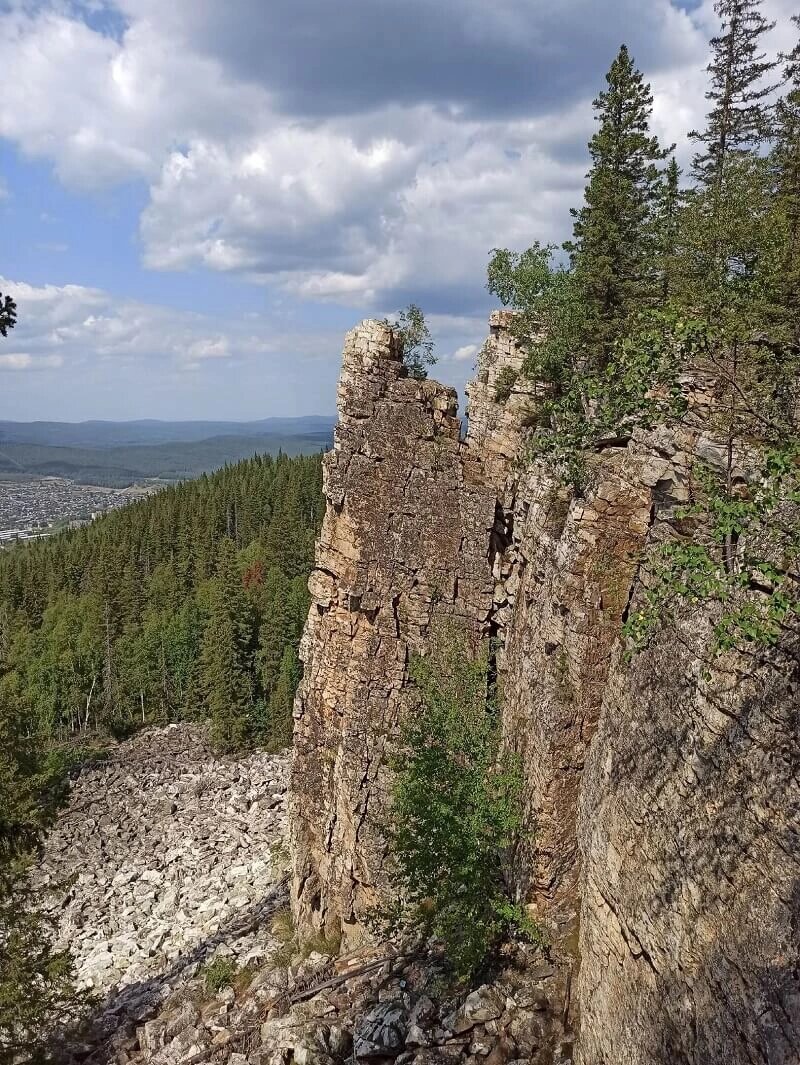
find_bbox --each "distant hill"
[0,416,335,449]
[0,418,336,487]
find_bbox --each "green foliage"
[0,692,77,1062]
[0,453,323,751]
[0,861,76,1065]
[0,293,16,339]
[202,957,237,994]
[201,538,255,753]
[493,366,519,404]
[485,8,799,663]
[566,44,670,366]
[390,303,437,380]
[624,444,800,656]
[385,628,542,977]
[487,243,583,391]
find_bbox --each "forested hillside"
[0,452,323,752]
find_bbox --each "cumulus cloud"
[451,344,479,363]
[0,274,359,417]
[0,0,796,321]
[0,275,256,369]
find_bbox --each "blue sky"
[0,0,795,420]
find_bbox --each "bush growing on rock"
[384,626,543,976]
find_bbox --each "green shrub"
[493,366,519,403]
[384,626,543,976]
[202,956,237,994]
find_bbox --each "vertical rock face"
[577,626,800,1065]
[289,320,499,945]
[289,314,800,1063]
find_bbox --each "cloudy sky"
[1,0,796,421]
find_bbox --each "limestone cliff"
[289,316,800,1064]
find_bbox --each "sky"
[0,0,796,421]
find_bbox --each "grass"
[201,956,238,993]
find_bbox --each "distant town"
[0,478,157,545]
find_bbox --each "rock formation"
[38,315,799,1065]
[289,320,500,945]
[289,315,800,1064]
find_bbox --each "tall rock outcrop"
[289,315,800,1064]
[289,320,500,945]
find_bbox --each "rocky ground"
[37,724,289,1034]
[39,724,572,1065]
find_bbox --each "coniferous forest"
[0,453,323,754]
[2,0,800,1058]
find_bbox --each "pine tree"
[691,0,776,191]
[567,45,669,367]
[199,539,254,752]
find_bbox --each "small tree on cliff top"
[390,304,437,380]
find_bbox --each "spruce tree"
[691,0,776,190]
[199,539,254,752]
[567,45,669,367]
[654,157,684,304]
[266,645,300,750]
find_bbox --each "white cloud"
[451,343,478,362]
[0,274,354,375]
[0,353,64,371]
[0,0,796,318]
[185,336,230,362]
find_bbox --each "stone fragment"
[353,1001,408,1059]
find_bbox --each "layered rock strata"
[289,314,800,1064]
[289,319,501,945]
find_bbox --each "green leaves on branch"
[389,303,437,381]
[383,628,543,977]
[624,445,800,657]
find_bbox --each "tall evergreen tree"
[654,156,684,303]
[567,44,669,367]
[691,0,776,190]
[199,539,254,752]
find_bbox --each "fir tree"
[691,0,776,190]
[654,157,684,303]
[199,538,254,753]
[567,44,669,367]
[266,645,300,750]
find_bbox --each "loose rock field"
[37,724,289,1019]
